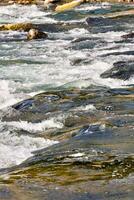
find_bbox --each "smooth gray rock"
[100,61,134,80]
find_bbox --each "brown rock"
[121,32,134,39]
[27,28,48,40]
[0,23,34,31]
[9,0,35,4]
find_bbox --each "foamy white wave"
[0,4,55,23]
[0,20,133,93]
[73,104,96,111]
[91,61,134,88]
[70,152,85,158]
[0,30,26,40]
[0,130,58,168]
[93,31,126,42]
[0,40,133,94]
[76,3,111,11]
[60,58,134,89]
[0,80,19,109]
[5,118,63,133]
[68,28,89,37]
[28,90,45,97]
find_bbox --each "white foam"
[0,80,19,109]
[69,152,85,158]
[94,31,126,42]
[0,130,58,168]
[5,118,63,133]
[72,104,96,112]
[76,3,111,11]
[0,115,61,169]
[68,28,89,37]
[0,4,55,23]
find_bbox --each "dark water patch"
[0,58,50,66]
[0,186,14,200]
[86,9,134,34]
[49,10,86,22]
[69,39,96,50]
[109,87,134,95]
[69,36,107,50]
[74,124,106,137]
[0,38,25,43]
[36,22,88,33]
[12,99,34,111]
[106,115,134,128]
[86,16,124,33]
[86,16,116,27]
[101,50,134,57]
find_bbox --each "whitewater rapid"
[0,3,134,169]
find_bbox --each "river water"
[0,2,134,200]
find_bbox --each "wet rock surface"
[0,0,35,5]
[27,28,48,40]
[100,61,134,80]
[0,23,34,31]
[1,86,134,176]
[0,3,134,200]
[121,32,134,39]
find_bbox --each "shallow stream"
[0,2,134,200]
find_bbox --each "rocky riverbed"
[0,2,134,200]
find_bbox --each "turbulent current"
[0,2,134,200]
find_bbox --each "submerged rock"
[1,123,133,183]
[2,87,108,122]
[70,57,90,66]
[100,61,134,80]
[2,86,134,123]
[12,99,34,111]
[27,29,48,40]
[86,17,113,27]
[0,86,133,195]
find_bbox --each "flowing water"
[0,2,134,200]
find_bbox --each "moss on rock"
[0,23,34,31]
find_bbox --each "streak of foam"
[0,4,55,23]
[0,130,58,169]
[72,104,96,112]
[75,3,111,11]
[5,118,63,133]
[0,80,19,109]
